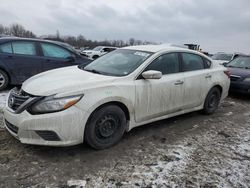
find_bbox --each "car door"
[134,53,185,123]
[180,53,213,109]
[40,42,76,72]
[0,41,42,83]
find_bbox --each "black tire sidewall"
[0,70,9,91]
[85,105,126,149]
[92,55,99,60]
[203,88,221,115]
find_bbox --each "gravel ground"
[0,92,249,188]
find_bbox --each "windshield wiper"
[84,68,102,74]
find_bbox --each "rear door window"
[12,41,36,56]
[181,53,205,71]
[41,43,71,59]
[0,43,13,53]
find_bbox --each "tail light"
[224,69,231,78]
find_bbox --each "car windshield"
[92,46,103,51]
[212,53,233,61]
[83,49,152,76]
[227,56,250,69]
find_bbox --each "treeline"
[0,24,36,38]
[0,24,157,48]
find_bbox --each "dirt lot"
[0,92,249,188]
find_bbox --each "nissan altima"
[4,45,230,149]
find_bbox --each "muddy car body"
[4,45,230,149]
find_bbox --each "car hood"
[228,67,250,78]
[22,66,116,97]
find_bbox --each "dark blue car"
[226,56,250,94]
[0,37,91,90]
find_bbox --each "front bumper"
[4,106,90,146]
[230,81,250,94]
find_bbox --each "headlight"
[243,78,250,82]
[29,95,82,114]
[87,52,92,54]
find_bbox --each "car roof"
[122,44,197,53]
[0,37,68,45]
[0,37,78,53]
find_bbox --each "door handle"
[205,74,212,78]
[174,80,184,85]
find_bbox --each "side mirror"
[142,70,162,80]
[67,56,75,62]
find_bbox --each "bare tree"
[56,30,60,39]
[0,24,4,34]
[9,24,36,38]
[129,38,135,46]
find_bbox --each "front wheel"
[203,87,221,115]
[84,105,126,149]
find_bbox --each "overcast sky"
[0,0,249,53]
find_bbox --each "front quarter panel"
[75,80,136,126]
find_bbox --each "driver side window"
[41,43,71,59]
[145,53,180,75]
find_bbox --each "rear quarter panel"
[210,63,230,100]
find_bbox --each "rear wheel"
[84,105,126,149]
[203,87,221,115]
[92,55,99,60]
[0,70,9,91]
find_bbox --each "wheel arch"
[210,84,223,95]
[85,100,132,133]
[0,67,11,83]
[87,101,130,121]
[202,84,224,108]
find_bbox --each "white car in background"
[4,45,230,149]
[81,46,117,59]
[212,52,245,65]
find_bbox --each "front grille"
[230,75,242,81]
[35,131,61,141]
[8,90,30,111]
[5,120,19,134]
[8,88,42,113]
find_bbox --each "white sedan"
[4,45,230,149]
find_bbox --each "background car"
[226,55,250,94]
[0,37,92,90]
[81,46,117,59]
[212,52,245,65]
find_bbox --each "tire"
[203,87,221,115]
[0,70,9,91]
[84,105,126,149]
[92,55,99,60]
